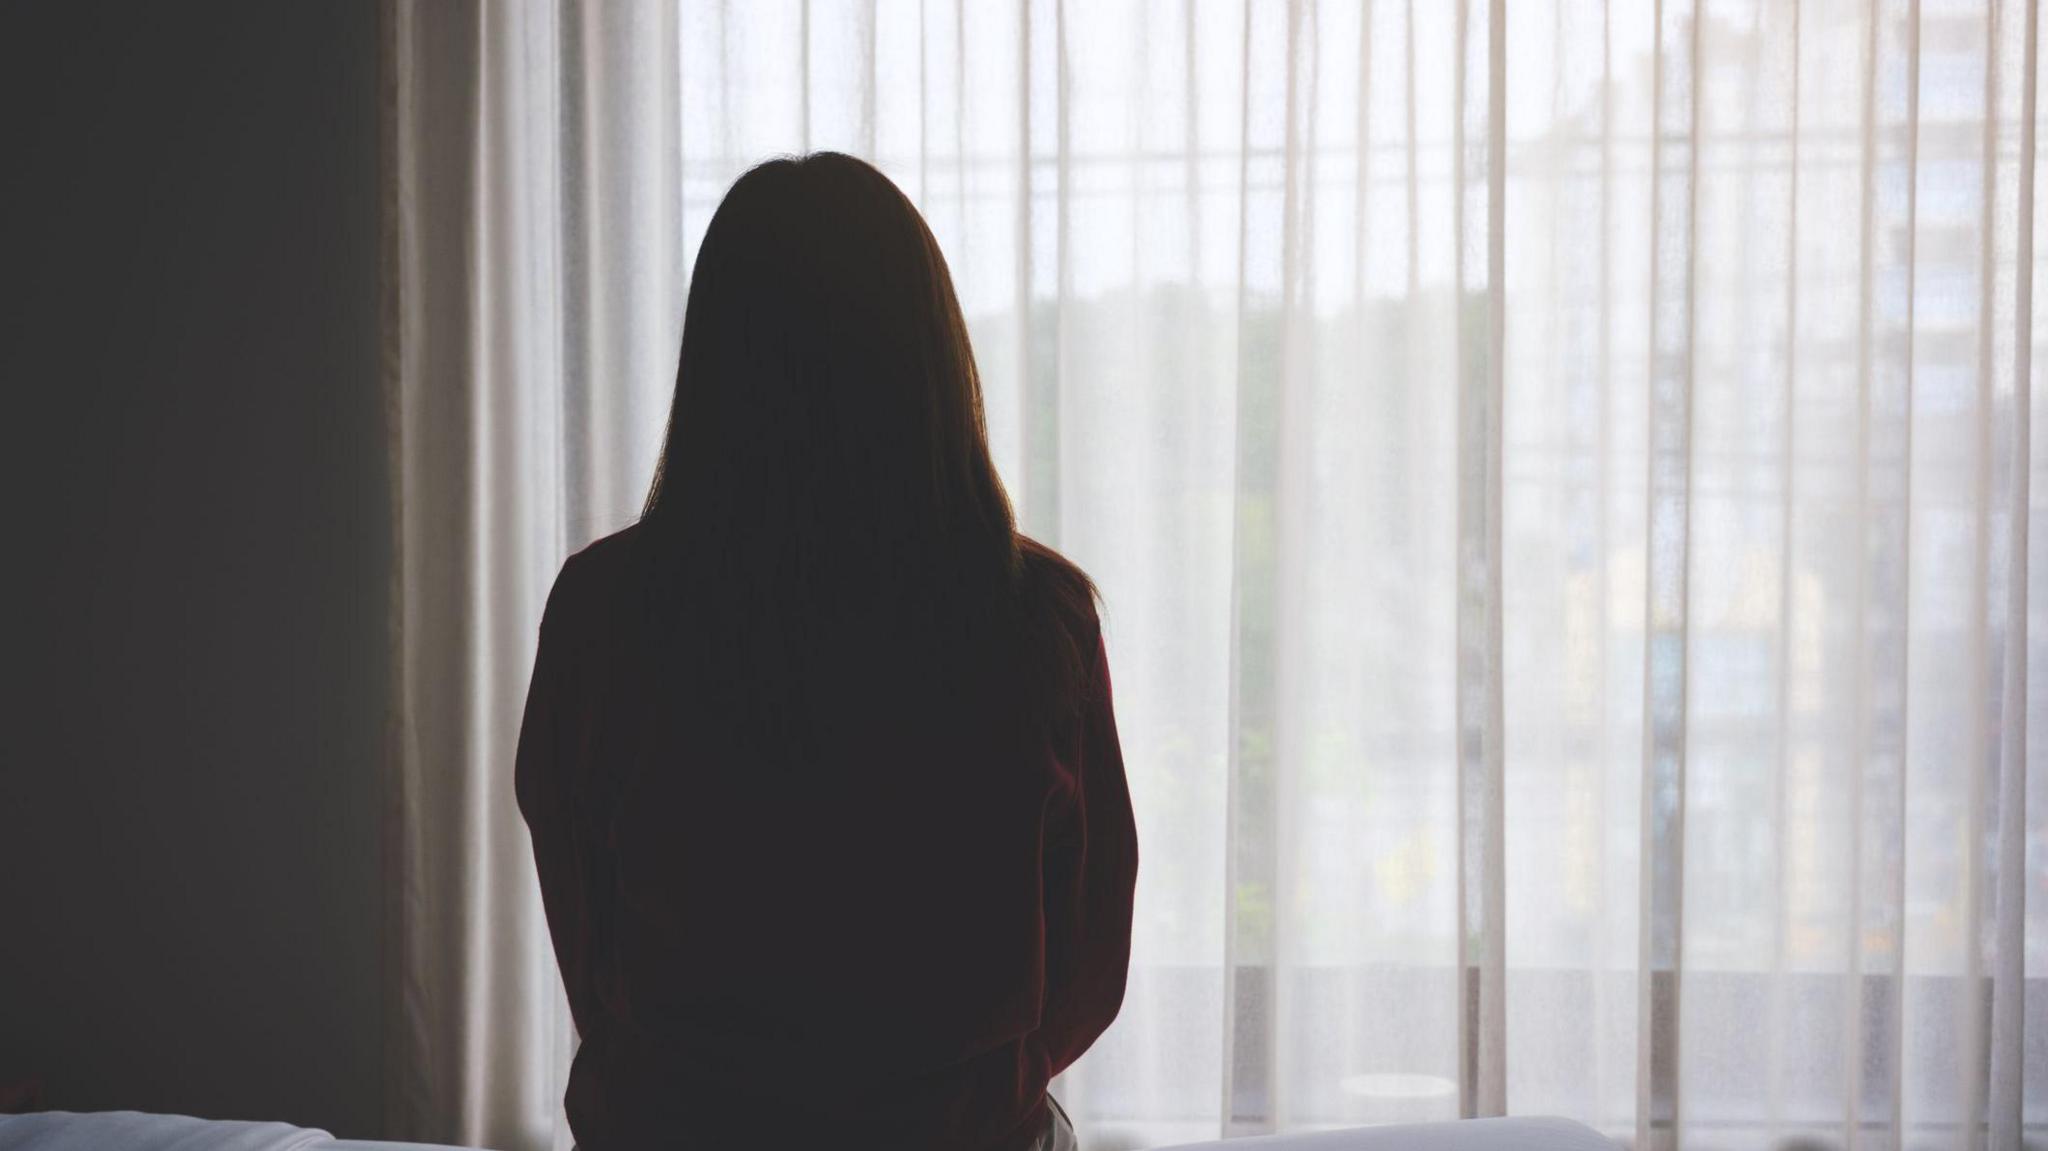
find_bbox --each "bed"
[1150,1117,1616,1150]
[0,1109,1615,1150]
[0,1111,463,1151]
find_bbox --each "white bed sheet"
[0,1112,462,1151]
[1151,1116,1614,1151]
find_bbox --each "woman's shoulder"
[1015,533,1101,642]
[541,519,649,635]
[569,518,648,574]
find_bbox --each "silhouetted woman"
[516,153,1137,1151]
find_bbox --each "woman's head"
[638,154,1094,747]
[644,152,1014,593]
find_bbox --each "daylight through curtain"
[384,2,2048,1148]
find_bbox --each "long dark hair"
[637,153,1096,761]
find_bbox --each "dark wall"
[1,3,387,1138]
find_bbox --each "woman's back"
[519,523,1133,1149]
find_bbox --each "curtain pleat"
[383,2,2048,1147]
[1452,0,1509,1121]
[1638,3,1697,1146]
[1991,5,2038,1146]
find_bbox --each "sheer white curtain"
[383,1,2048,1148]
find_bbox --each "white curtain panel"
[383,1,2048,1149]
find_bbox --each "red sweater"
[515,525,1138,1150]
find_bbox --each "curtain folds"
[383,2,2047,1148]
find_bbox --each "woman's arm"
[514,560,602,1041]
[1038,627,1140,1076]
